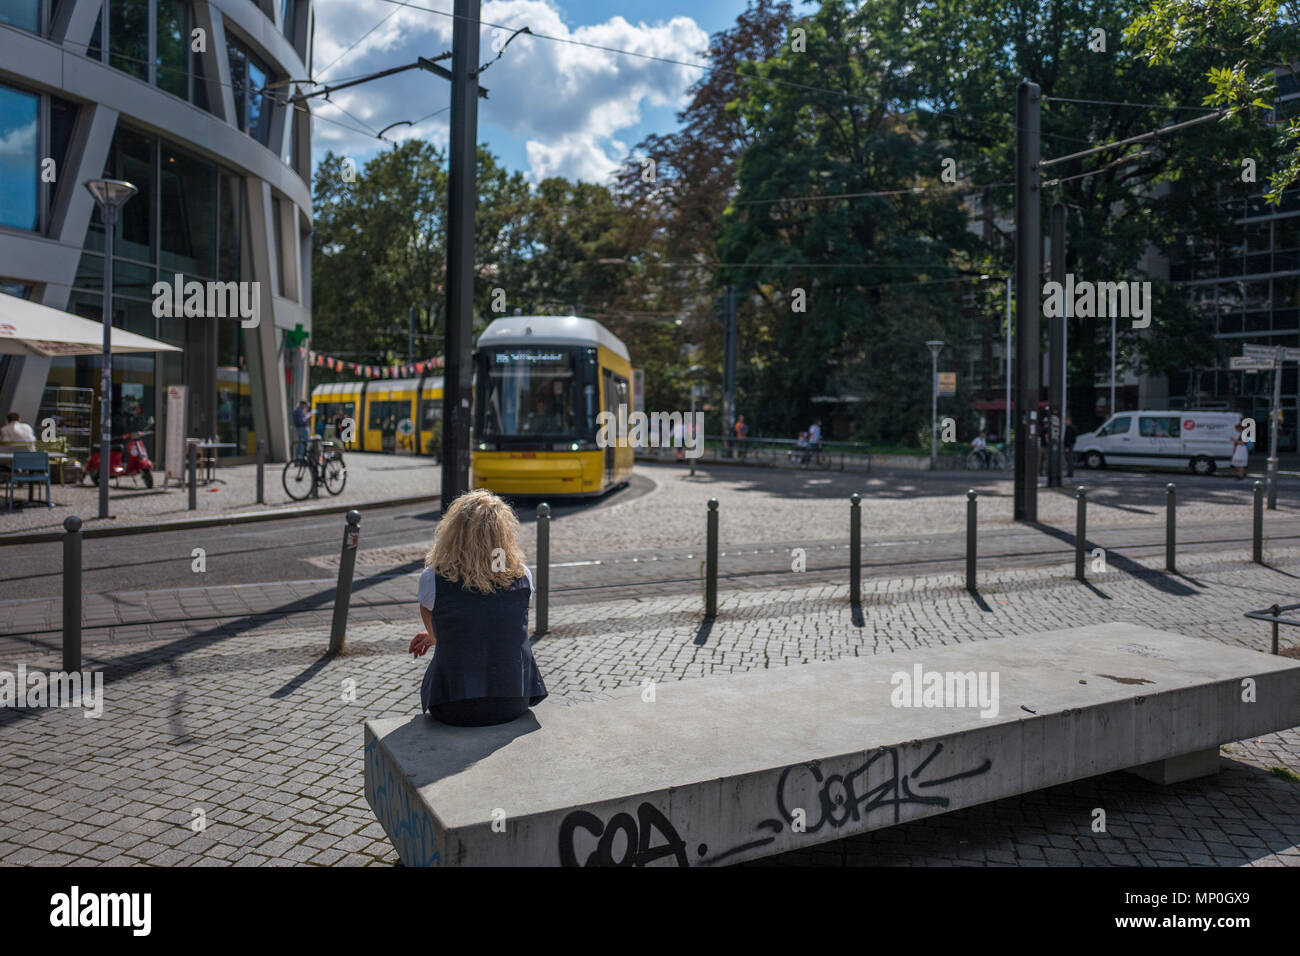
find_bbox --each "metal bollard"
[62,516,82,673]
[1253,480,1264,564]
[1074,486,1087,582]
[328,510,361,654]
[535,503,550,637]
[187,441,197,511]
[1270,603,1281,656]
[256,439,265,504]
[966,489,977,593]
[849,493,861,605]
[1165,483,1176,572]
[705,498,718,618]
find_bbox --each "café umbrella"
[0,291,181,356]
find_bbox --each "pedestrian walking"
[809,418,823,451]
[1231,423,1249,479]
[410,489,548,726]
[1038,415,1050,475]
[733,414,749,460]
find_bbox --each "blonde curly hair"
[426,489,528,593]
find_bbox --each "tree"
[312,142,532,371]
[899,0,1281,424]
[1127,0,1299,205]
[716,0,977,442]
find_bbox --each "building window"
[0,82,77,235]
[227,37,275,146]
[0,0,40,31]
[156,0,190,99]
[86,0,205,108]
[83,125,242,284]
[281,0,296,38]
[0,84,39,231]
[109,0,149,80]
[160,142,217,277]
[218,170,242,281]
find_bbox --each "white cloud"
[0,119,37,161]
[308,0,708,183]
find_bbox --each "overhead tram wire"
[1044,96,1221,113]
[315,6,404,82]
[733,180,1016,207]
[362,0,1106,150]
[1038,108,1228,188]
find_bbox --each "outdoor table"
[186,441,238,483]
[0,450,68,506]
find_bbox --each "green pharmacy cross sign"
[286,324,309,347]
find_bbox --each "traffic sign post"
[1239,346,1287,510]
[1230,356,1272,371]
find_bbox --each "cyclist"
[291,401,314,459]
[971,431,992,468]
[793,431,811,464]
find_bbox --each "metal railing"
[1244,603,1300,655]
[634,434,872,472]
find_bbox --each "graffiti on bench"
[365,736,442,867]
[558,742,993,866]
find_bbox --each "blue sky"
[310,0,754,184]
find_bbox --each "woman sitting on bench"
[409,489,548,726]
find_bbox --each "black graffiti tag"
[558,801,690,867]
[703,743,993,864]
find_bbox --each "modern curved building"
[0,0,313,463]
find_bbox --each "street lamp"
[926,340,944,470]
[83,178,138,520]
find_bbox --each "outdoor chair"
[8,451,52,511]
[35,436,68,483]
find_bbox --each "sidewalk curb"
[0,493,442,546]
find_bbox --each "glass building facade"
[0,0,314,464]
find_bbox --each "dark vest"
[420,572,548,711]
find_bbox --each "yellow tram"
[311,375,444,455]
[472,315,634,497]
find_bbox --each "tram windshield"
[476,346,593,441]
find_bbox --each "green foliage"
[1127,0,1299,204]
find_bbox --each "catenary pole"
[1014,80,1041,522]
[440,0,481,512]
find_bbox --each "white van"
[1075,410,1241,476]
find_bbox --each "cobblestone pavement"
[1,544,1298,866]
[0,453,441,535]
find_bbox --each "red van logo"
[1183,419,1195,431]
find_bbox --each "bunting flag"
[304,351,446,378]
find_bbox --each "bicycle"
[282,439,347,500]
[964,445,1011,471]
[788,444,831,468]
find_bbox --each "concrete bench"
[363,622,1300,866]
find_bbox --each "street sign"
[1231,356,1273,370]
[938,372,956,395]
[1241,343,1281,360]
